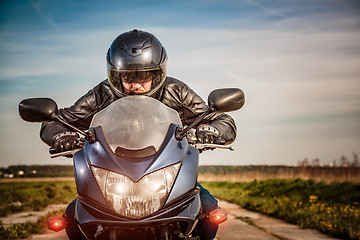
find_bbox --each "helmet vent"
[132,48,137,53]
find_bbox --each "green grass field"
[0,181,76,217]
[0,181,75,240]
[201,179,360,240]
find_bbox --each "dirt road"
[21,200,339,240]
[215,200,340,240]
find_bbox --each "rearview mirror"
[208,88,245,112]
[19,98,58,122]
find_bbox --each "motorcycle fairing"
[74,123,199,209]
[72,96,202,238]
[75,189,201,239]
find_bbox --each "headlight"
[91,162,181,219]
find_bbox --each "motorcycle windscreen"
[90,96,182,158]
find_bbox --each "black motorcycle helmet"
[106,29,168,97]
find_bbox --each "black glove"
[196,125,224,144]
[52,132,79,153]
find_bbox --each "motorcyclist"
[40,29,240,240]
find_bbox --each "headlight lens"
[91,162,181,219]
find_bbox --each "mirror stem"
[53,115,93,141]
[176,107,214,140]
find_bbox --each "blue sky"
[1,0,359,167]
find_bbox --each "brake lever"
[193,143,235,151]
[50,149,82,158]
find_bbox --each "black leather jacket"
[40,77,238,146]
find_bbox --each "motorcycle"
[19,88,244,240]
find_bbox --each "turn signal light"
[208,208,228,224]
[47,216,66,232]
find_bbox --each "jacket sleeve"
[163,78,239,144]
[40,80,116,146]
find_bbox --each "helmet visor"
[108,68,165,95]
[121,71,154,84]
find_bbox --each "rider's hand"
[196,125,224,144]
[53,132,79,153]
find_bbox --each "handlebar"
[49,135,234,158]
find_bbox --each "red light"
[47,216,66,232]
[208,208,227,224]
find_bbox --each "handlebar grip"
[49,140,85,158]
[48,138,85,155]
